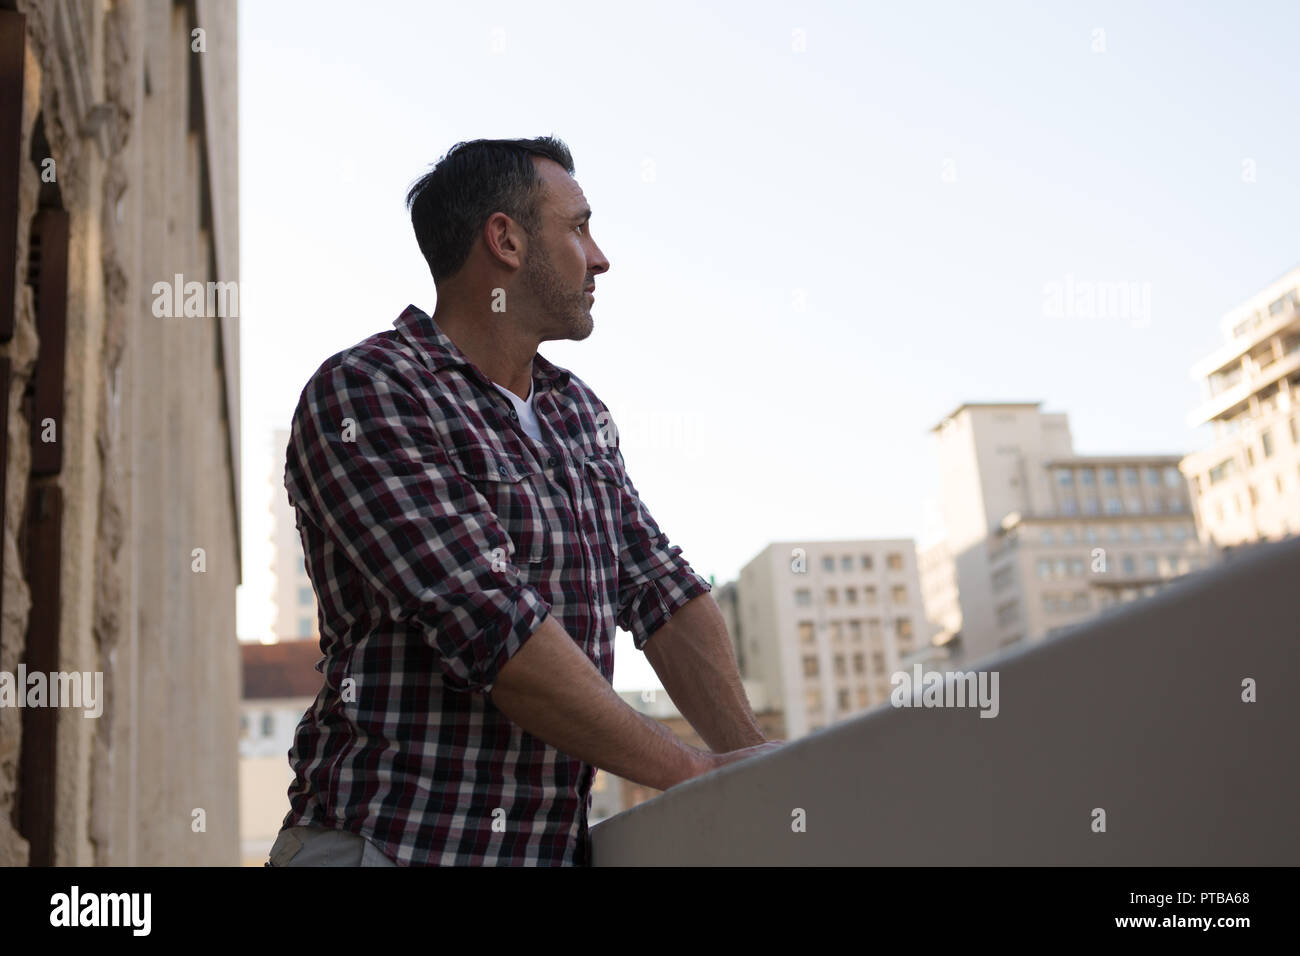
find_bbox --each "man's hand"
[690,739,785,778]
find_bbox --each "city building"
[0,3,240,865]
[732,540,930,739]
[271,427,318,640]
[239,639,323,866]
[1181,265,1300,547]
[924,404,1216,666]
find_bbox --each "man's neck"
[432,303,537,401]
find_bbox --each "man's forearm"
[488,614,710,791]
[642,593,767,752]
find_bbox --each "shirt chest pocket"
[581,453,626,563]
[447,442,550,565]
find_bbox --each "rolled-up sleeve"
[607,449,713,650]
[285,354,550,694]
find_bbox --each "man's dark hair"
[405,136,575,284]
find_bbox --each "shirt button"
[498,465,509,476]
[547,456,557,466]
[509,410,518,420]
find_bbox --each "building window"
[841,555,854,571]
[1084,526,1098,543]
[1163,466,1181,487]
[863,586,878,605]
[802,656,819,678]
[804,688,822,713]
[844,587,858,604]
[1040,529,1055,545]
[860,554,874,570]
[1208,458,1236,485]
[1102,467,1117,486]
[867,618,882,640]
[1145,467,1160,485]
[896,617,913,639]
[1261,429,1275,458]
[261,713,274,737]
[1290,417,1299,444]
[298,617,313,637]
[830,621,843,644]
[995,600,1020,627]
[1057,470,1075,487]
[298,586,313,605]
[825,588,839,605]
[1122,555,1136,575]
[1124,467,1139,485]
[1105,497,1123,514]
[837,689,851,712]
[1079,469,1096,486]
[1068,557,1085,577]
[1062,499,1078,515]
[822,555,835,572]
[849,620,862,642]
[1126,497,1142,513]
[886,552,904,571]
[1083,497,1099,514]
[1129,525,1144,542]
[798,621,815,645]
[992,565,1014,591]
[890,584,907,604]
[1062,528,1077,544]
[240,715,249,737]
[1150,525,1165,541]
[856,687,870,709]
[871,651,885,673]
[1037,559,1052,579]
[1143,555,1158,576]
[1108,526,1123,542]
[795,589,811,606]
[834,655,847,677]
[852,653,865,674]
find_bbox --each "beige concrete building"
[733,540,930,739]
[239,639,322,866]
[1181,265,1300,548]
[0,2,240,865]
[271,427,317,640]
[925,404,1215,666]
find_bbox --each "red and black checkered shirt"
[280,304,711,865]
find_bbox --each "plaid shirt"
[280,304,712,866]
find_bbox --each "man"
[268,136,780,867]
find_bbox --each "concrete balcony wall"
[591,537,1300,865]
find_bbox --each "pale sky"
[234,0,1300,690]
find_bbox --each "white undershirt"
[491,377,544,442]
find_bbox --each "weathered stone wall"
[0,0,240,866]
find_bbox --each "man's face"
[520,158,609,342]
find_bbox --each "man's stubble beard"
[521,237,593,342]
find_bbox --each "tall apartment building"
[272,427,318,640]
[925,404,1216,666]
[1180,265,1300,547]
[734,540,930,739]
